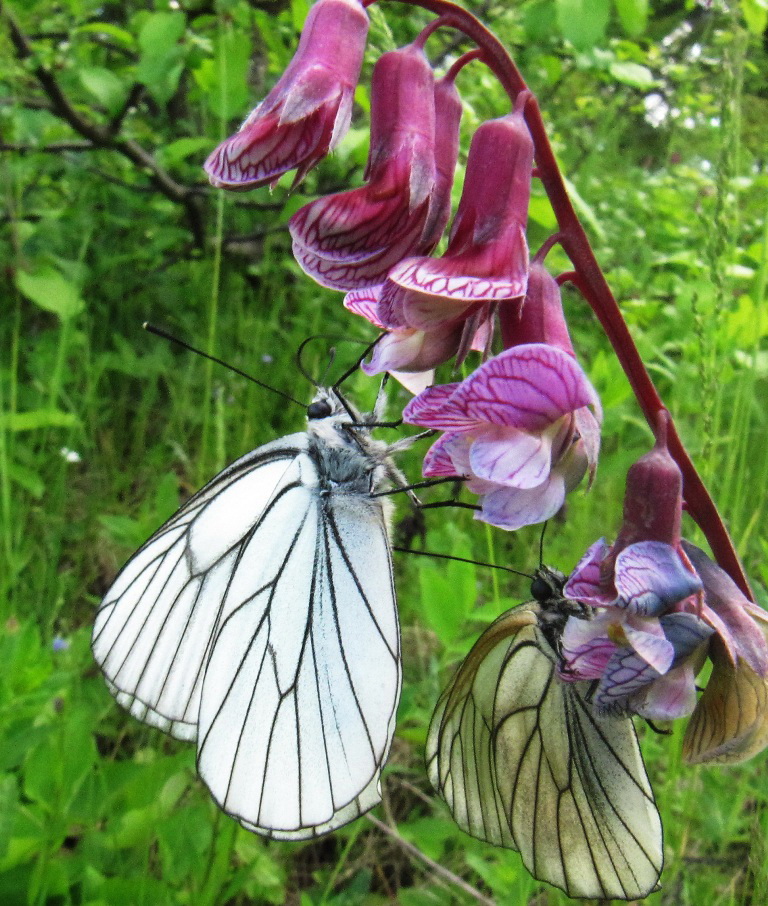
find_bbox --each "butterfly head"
[530,564,567,606]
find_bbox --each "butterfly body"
[427,567,663,900]
[93,387,402,840]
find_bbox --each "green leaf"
[562,176,606,243]
[136,12,186,105]
[159,137,215,168]
[614,0,649,36]
[741,0,768,34]
[15,266,85,320]
[192,29,252,119]
[138,11,185,55]
[556,0,610,49]
[79,66,127,113]
[0,409,79,432]
[609,61,655,88]
[74,23,136,48]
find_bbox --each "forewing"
[493,625,663,900]
[196,490,400,839]
[92,435,308,740]
[426,610,540,847]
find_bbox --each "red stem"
[378,0,751,598]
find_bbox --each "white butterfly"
[93,387,409,839]
[426,566,664,900]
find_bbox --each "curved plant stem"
[376,0,751,597]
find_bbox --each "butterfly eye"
[307,399,333,420]
[530,573,554,602]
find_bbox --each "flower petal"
[612,541,702,616]
[683,640,768,764]
[595,648,661,716]
[449,344,600,433]
[683,541,768,677]
[564,539,613,605]
[469,425,552,489]
[622,619,674,674]
[389,223,529,303]
[361,323,462,374]
[475,473,566,531]
[631,664,698,720]
[344,286,386,328]
[560,614,618,681]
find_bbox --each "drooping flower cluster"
[204,0,600,530]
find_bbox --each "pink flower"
[204,0,369,190]
[561,540,710,718]
[402,343,601,530]
[560,431,768,735]
[289,41,457,291]
[386,92,533,312]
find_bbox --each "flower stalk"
[369,0,750,599]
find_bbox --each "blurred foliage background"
[1,0,767,903]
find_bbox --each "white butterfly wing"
[93,435,309,741]
[493,623,663,900]
[196,488,400,839]
[428,605,663,900]
[93,429,400,839]
[425,613,533,848]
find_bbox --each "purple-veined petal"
[560,613,617,681]
[402,382,477,431]
[468,425,552,489]
[422,432,465,478]
[344,286,386,328]
[204,0,369,190]
[292,215,429,291]
[206,105,335,189]
[449,343,600,433]
[595,648,661,716]
[564,538,614,606]
[660,611,714,663]
[290,175,428,264]
[622,619,674,674]
[613,541,702,616]
[476,473,566,531]
[631,664,699,720]
[683,541,768,677]
[389,223,529,304]
[361,322,462,374]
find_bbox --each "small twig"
[366,814,496,906]
[0,141,95,153]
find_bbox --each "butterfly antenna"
[296,336,321,389]
[538,520,549,567]
[143,323,305,407]
[394,546,535,579]
[331,334,382,392]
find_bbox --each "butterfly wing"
[427,604,663,900]
[493,621,663,900]
[196,486,400,839]
[92,434,309,741]
[425,610,538,848]
[94,431,401,839]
